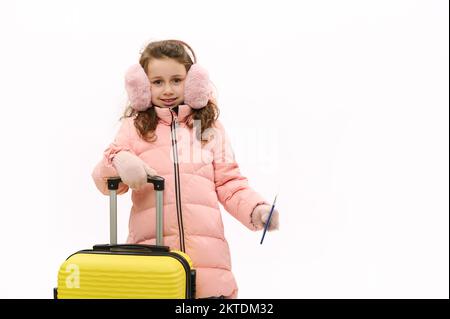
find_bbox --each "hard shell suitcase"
[55,176,196,299]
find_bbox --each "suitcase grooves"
[60,250,194,298]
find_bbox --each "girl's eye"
[152,79,181,85]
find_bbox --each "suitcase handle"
[107,175,165,191]
[93,244,170,253]
[106,175,165,246]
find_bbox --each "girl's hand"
[251,204,280,231]
[112,151,157,190]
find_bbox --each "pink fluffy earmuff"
[124,63,213,111]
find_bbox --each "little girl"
[92,39,280,299]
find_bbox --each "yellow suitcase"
[55,176,196,299]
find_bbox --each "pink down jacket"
[91,104,267,298]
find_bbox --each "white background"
[0,0,448,299]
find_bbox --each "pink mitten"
[112,151,157,190]
[251,204,280,231]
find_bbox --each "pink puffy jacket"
[92,104,267,298]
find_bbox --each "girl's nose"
[163,83,174,94]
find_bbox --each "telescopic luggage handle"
[106,175,165,246]
[107,176,165,191]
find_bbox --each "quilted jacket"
[92,104,267,298]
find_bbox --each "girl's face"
[147,58,187,108]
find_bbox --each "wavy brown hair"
[121,39,219,144]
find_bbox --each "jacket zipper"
[170,109,186,252]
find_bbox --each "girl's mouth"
[161,98,177,105]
